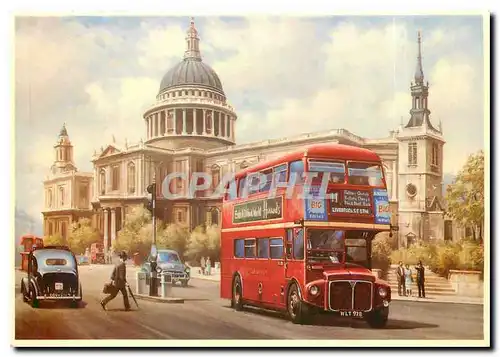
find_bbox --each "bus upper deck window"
[289,160,304,185]
[308,160,345,184]
[238,177,246,198]
[347,162,383,187]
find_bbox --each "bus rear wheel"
[287,283,308,324]
[231,276,243,311]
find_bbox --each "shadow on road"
[227,305,438,330]
[30,300,88,309]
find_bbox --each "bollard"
[160,271,172,298]
[136,270,147,295]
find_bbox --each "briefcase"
[102,282,115,294]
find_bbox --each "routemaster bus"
[220,143,392,328]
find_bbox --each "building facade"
[42,124,94,242]
[43,19,447,254]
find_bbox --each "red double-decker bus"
[220,143,392,327]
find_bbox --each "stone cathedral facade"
[42,19,448,255]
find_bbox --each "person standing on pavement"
[206,257,211,275]
[415,260,426,298]
[397,261,406,296]
[200,256,206,275]
[404,264,413,297]
[100,251,131,311]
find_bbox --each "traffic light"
[146,183,156,214]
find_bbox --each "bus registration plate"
[340,311,363,318]
[55,282,63,291]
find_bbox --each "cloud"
[14,15,485,227]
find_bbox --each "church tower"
[396,31,446,247]
[51,123,77,175]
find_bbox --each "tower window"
[59,186,65,206]
[432,143,439,166]
[47,189,53,208]
[408,142,417,165]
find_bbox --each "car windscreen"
[157,252,180,263]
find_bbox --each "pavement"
[14,265,485,342]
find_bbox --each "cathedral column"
[211,110,215,136]
[219,112,222,138]
[173,109,177,135]
[110,208,116,250]
[103,209,109,255]
[231,117,235,141]
[155,113,159,137]
[182,109,187,134]
[225,114,229,138]
[162,110,166,136]
[392,160,397,200]
[202,109,206,134]
[193,108,197,135]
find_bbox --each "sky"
[14,15,485,225]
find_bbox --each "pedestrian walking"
[404,264,413,297]
[206,257,212,275]
[415,260,426,298]
[200,256,206,275]
[100,251,131,311]
[397,261,406,296]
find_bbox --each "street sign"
[150,244,158,259]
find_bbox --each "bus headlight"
[378,287,388,298]
[309,285,319,296]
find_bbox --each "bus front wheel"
[365,307,389,328]
[287,283,308,324]
[231,276,243,311]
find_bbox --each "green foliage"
[390,240,484,278]
[185,225,221,263]
[67,218,100,254]
[157,223,189,257]
[371,232,393,275]
[113,206,152,258]
[445,150,484,240]
[43,232,64,246]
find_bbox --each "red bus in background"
[19,235,44,271]
[220,144,393,327]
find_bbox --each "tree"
[113,206,152,258]
[43,232,64,246]
[67,218,100,254]
[157,223,189,257]
[446,150,484,241]
[185,225,220,263]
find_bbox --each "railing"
[146,97,236,113]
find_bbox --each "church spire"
[414,31,424,84]
[184,17,202,61]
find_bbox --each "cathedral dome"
[159,59,224,95]
[158,18,224,96]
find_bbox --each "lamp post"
[146,157,163,297]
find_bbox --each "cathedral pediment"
[99,144,122,158]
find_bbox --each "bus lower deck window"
[270,238,284,259]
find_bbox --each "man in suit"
[415,260,426,298]
[397,261,406,296]
[100,251,131,311]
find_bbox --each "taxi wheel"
[29,286,39,308]
[231,275,243,311]
[287,283,308,324]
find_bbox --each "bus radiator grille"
[353,281,372,311]
[329,281,352,310]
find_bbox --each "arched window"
[59,186,65,207]
[211,208,220,226]
[47,189,52,208]
[211,164,220,189]
[100,169,106,195]
[127,162,136,194]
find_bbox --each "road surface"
[15,265,484,341]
